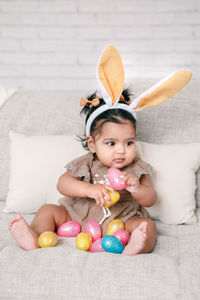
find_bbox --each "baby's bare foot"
[9,214,39,250]
[122,221,148,256]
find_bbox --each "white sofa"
[0,79,200,300]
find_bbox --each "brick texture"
[0,0,199,90]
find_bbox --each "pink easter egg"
[113,229,130,246]
[90,238,105,253]
[84,220,102,242]
[107,167,127,190]
[57,221,81,237]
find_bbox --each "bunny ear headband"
[83,45,192,136]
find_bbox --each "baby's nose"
[116,143,125,153]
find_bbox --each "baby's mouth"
[114,158,125,163]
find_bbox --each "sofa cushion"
[4,132,86,213]
[0,90,83,201]
[136,142,200,224]
[1,201,200,300]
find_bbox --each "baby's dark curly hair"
[79,88,136,150]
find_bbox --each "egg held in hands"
[104,190,120,207]
[107,167,127,191]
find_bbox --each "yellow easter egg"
[38,231,57,248]
[106,219,125,235]
[76,232,92,251]
[104,191,120,207]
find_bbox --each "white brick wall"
[0,0,199,91]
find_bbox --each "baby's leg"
[9,204,71,250]
[122,217,157,256]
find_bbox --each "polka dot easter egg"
[104,191,120,207]
[76,232,92,251]
[57,221,81,237]
[101,235,124,254]
[106,219,125,235]
[107,167,127,191]
[113,229,130,246]
[90,238,105,253]
[84,220,101,242]
[38,231,57,248]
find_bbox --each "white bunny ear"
[97,45,124,105]
[130,70,192,110]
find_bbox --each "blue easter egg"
[101,235,124,254]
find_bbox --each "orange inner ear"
[135,70,192,110]
[98,45,124,104]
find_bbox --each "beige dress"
[59,152,153,234]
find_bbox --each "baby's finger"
[102,189,111,205]
[120,172,128,183]
[97,190,106,207]
[95,197,100,207]
[104,185,116,195]
[96,194,103,207]
[100,197,106,207]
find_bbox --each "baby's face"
[88,120,136,169]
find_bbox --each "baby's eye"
[107,141,115,146]
[126,141,134,146]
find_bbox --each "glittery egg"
[90,238,105,253]
[106,219,125,236]
[84,220,101,242]
[107,167,127,190]
[76,232,92,251]
[104,191,120,207]
[57,221,81,237]
[113,229,130,246]
[101,235,124,254]
[38,231,57,248]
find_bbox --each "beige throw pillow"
[4,132,200,225]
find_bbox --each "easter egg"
[104,191,120,207]
[38,231,57,248]
[84,220,101,242]
[90,238,105,253]
[113,229,130,246]
[106,219,125,236]
[75,232,92,251]
[101,235,124,254]
[107,167,127,190]
[57,220,81,237]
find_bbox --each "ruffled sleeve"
[125,157,153,180]
[65,152,94,182]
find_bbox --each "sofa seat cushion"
[1,202,200,299]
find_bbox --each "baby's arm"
[57,170,115,207]
[121,172,156,207]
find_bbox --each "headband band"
[86,103,137,136]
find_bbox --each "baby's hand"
[121,172,140,194]
[86,184,116,207]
